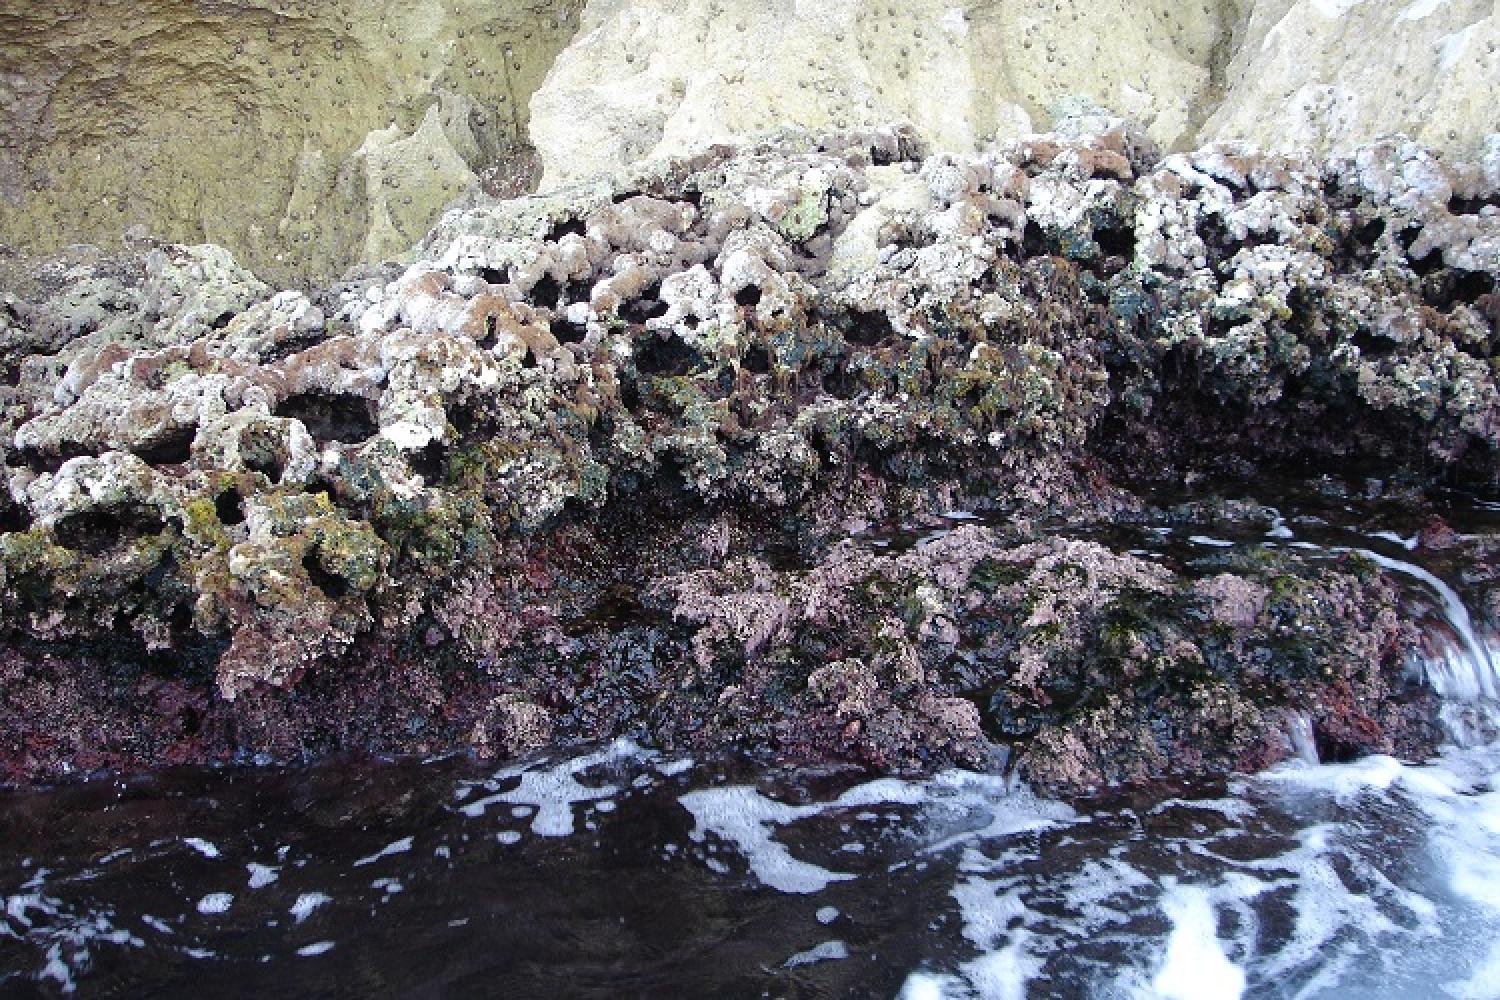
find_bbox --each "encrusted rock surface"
[1,121,1495,788]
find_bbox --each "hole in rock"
[302,549,350,600]
[1353,217,1385,246]
[552,317,588,345]
[179,705,201,736]
[611,190,644,205]
[744,344,772,375]
[1094,224,1135,260]
[1350,331,1397,359]
[621,291,669,325]
[1423,269,1496,313]
[528,274,562,309]
[169,600,195,633]
[208,311,234,331]
[479,314,499,349]
[634,333,701,377]
[1448,193,1499,216]
[261,331,329,365]
[54,505,165,555]
[215,488,246,526]
[242,438,287,484]
[477,266,510,286]
[620,377,643,414]
[276,392,379,444]
[447,402,481,438]
[545,217,587,242]
[409,441,448,484]
[305,474,343,502]
[734,285,763,309]
[134,427,195,466]
[843,308,896,348]
[1396,225,1446,277]
[9,444,92,476]
[1409,248,1445,278]
[825,361,863,400]
[1022,220,1049,259]
[0,500,32,534]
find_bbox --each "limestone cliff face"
[529,0,1237,191]
[1205,0,1499,156]
[0,0,582,286]
[528,0,1498,191]
[3,0,1494,287]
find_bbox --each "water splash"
[1284,711,1321,766]
[1354,548,1500,745]
[1356,549,1498,702]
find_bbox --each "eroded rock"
[0,123,1494,787]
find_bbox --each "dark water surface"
[5,487,1500,998]
[3,738,1499,998]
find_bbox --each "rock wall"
[0,0,582,286]
[530,0,1237,190]
[1205,0,1499,157]
[4,0,1494,285]
[528,0,1499,190]
[1,121,1493,785]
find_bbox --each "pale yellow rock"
[0,0,584,284]
[531,0,1499,190]
[1203,0,1499,159]
[530,0,1232,190]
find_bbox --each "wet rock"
[0,124,1493,787]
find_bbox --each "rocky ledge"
[1,120,1496,790]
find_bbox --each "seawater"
[5,487,1500,997]
[4,737,1499,997]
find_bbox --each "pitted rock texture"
[1206,0,1499,159]
[529,0,1231,190]
[0,0,582,286]
[0,123,1495,787]
[529,0,1499,190]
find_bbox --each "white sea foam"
[183,839,220,859]
[951,872,1043,1000]
[290,893,331,923]
[784,939,849,967]
[195,893,233,915]
[680,769,1069,895]
[246,864,278,889]
[898,971,968,999]
[1149,883,1246,1000]
[678,785,858,893]
[352,836,413,868]
[1310,0,1366,18]
[457,739,657,836]
[1397,0,1449,19]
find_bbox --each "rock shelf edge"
[1,121,1496,791]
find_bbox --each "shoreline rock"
[1,121,1495,790]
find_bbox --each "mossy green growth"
[774,182,831,244]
